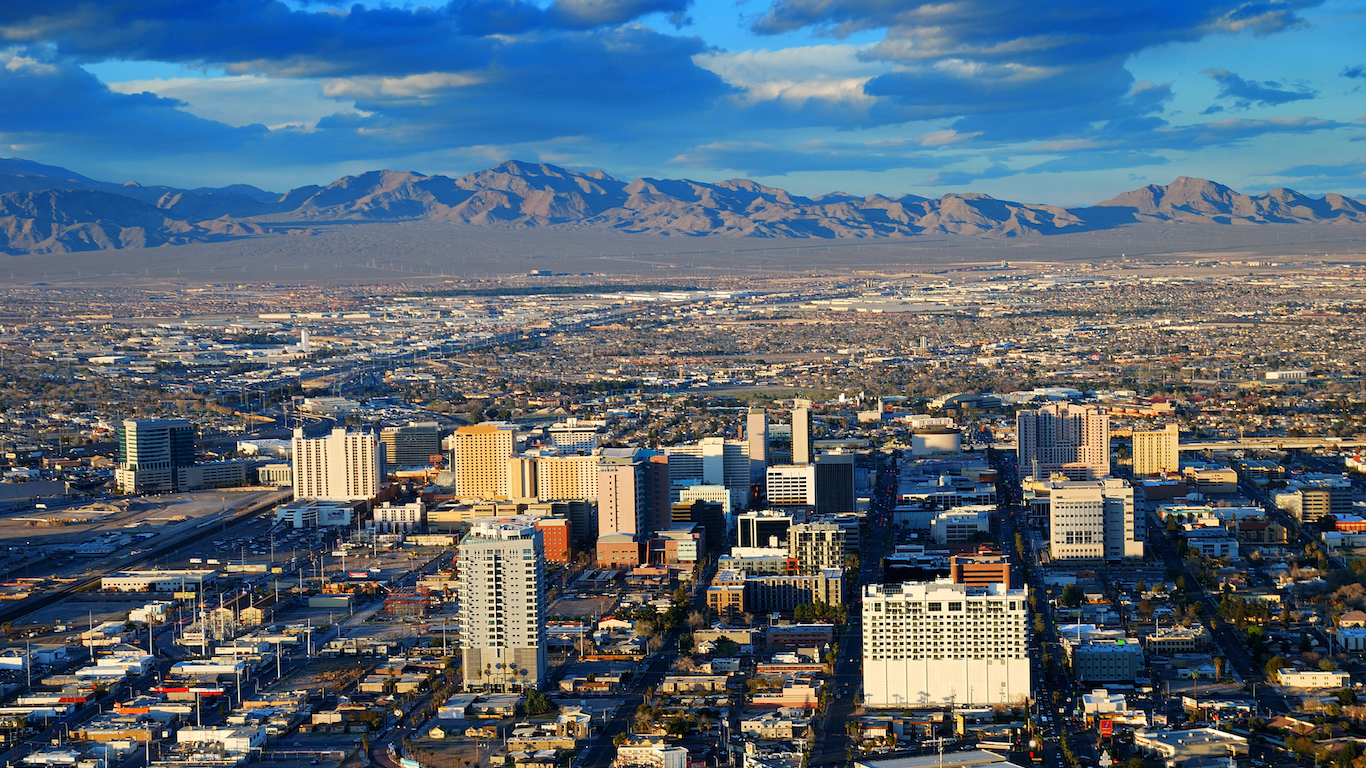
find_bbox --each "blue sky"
[1,0,1363,204]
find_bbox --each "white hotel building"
[862,580,1030,707]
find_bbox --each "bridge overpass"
[1179,437,1366,452]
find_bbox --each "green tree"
[1059,584,1084,608]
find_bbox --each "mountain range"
[2,158,1365,254]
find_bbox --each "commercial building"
[257,463,293,487]
[1016,403,1109,481]
[379,422,441,469]
[792,399,813,465]
[665,437,751,511]
[1132,424,1178,477]
[452,423,518,499]
[788,520,846,574]
[814,451,856,514]
[949,549,1011,587]
[613,738,688,768]
[930,506,993,544]
[291,427,381,502]
[1275,669,1351,688]
[275,499,364,528]
[747,407,769,483]
[1072,641,1143,682]
[739,510,797,549]
[862,580,1029,707]
[534,517,572,564]
[372,500,425,533]
[767,464,817,507]
[102,570,216,592]
[458,517,547,691]
[598,459,646,538]
[1133,728,1248,767]
[115,418,196,494]
[1048,478,1142,561]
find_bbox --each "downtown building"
[862,580,1030,707]
[457,517,547,691]
[1016,403,1110,480]
[379,421,442,469]
[1131,424,1179,477]
[451,423,518,499]
[115,418,196,494]
[292,427,382,502]
[1047,478,1143,561]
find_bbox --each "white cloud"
[321,72,480,100]
[106,74,350,130]
[1,47,58,74]
[693,44,885,108]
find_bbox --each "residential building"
[1132,424,1178,477]
[534,517,572,564]
[379,422,441,469]
[1048,478,1142,561]
[614,738,688,768]
[115,418,196,494]
[457,517,547,691]
[452,423,518,499]
[862,580,1030,707]
[291,427,381,502]
[1016,403,1110,480]
[788,520,846,574]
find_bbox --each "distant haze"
[1,158,1365,284]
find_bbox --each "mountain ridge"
[1,158,1364,254]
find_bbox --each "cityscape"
[3,4,1366,768]
[0,259,1364,768]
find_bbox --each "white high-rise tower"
[458,517,547,691]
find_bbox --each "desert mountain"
[1,158,1364,254]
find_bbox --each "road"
[808,458,896,768]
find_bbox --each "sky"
[0,0,1363,204]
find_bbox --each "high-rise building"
[1132,424,1178,476]
[747,408,769,483]
[788,520,846,574]
[670,500,725,554]
[814,451,856,514]
[1016,403,1110,480]
[452,423,517,499]
[792,399,813,465]
[457,517,547,691]
[665,437,751,511]
[291,427,381,502]
[862,580,1030,707]
[115,419,196,494]
[645,455,672,532]
[379,422,441,469]
[530,454,599,502]
[766,464,817,507]
[1048,478,1142,561]
[597,460,645,538]
[506,457,538,500]
[546,418,602,453]
[738,509,798,549]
